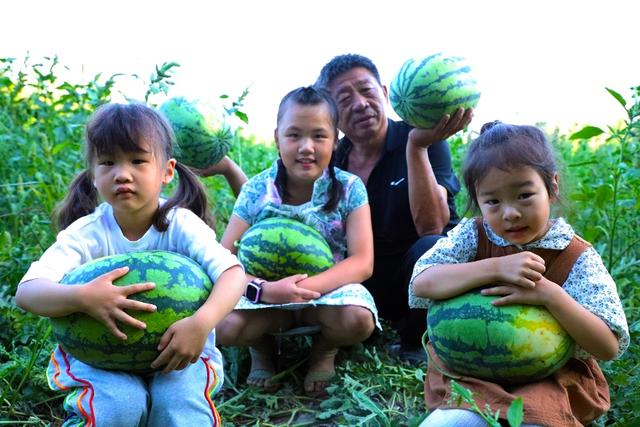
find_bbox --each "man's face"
[327,67,388,143]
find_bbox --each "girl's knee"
[216,311,250,345]
[347,306,375,340]
[147,361,222,427]
[419,408,488,427]
[58,365,148,427]
[217,310,292,345]
[317,306,375,342]
[66,389,147,427]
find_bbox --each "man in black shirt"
[316,54,473,361]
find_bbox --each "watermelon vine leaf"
[449,380,524,427]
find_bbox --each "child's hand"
[78,266,157,341]
[481,276,559,307]
[494,252,546,289]
[261,274,321,304]
[151,314,210,373]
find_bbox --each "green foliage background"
[0,57,638,426]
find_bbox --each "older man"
[316,54,472,362]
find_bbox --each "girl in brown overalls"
[409,122,629,427]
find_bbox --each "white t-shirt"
[21,201,240,284]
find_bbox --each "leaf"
[606,87,627,108]
[235,111,249,124]
[450,380,474,401]
[507,397,524,427]
[352,389,391,426]
[569,126,604,140]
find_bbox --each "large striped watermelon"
[390,53,480,129]
[159,97,233,169]
[427,291,574,384]
[236,217,334,281]
[50,251,212,373]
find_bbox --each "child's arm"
[296,204,374,294]
[220,214,251,254]
[15,268,157,340]
[151,264,246,372]
[413,251,546,300]
[483,277,620,360]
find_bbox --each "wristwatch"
[245,278,265,303]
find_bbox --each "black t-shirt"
[336,119,460,258]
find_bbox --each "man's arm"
[406,109,473,236]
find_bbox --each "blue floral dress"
[231,160,381,329]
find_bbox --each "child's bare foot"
[247,346,278,391]
[304,348,338,397]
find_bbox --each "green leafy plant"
[448,380,523,427]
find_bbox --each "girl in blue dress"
[217,86,380,396]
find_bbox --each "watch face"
[246,283,259,302]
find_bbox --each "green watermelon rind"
[237,217,334,282]
[389,53,481,129]
[427,291,575,384]
[51,250,213,373]
[159,97,234,169]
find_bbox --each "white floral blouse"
[409,217,630,358]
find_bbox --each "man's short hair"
[315,54,382,89]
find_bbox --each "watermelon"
[389,53,480,129]
[50,251,212,373]
[159,97,233,169]
[236,217,334,281]
[427,291,574,384]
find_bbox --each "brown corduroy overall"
[424,219,610,426]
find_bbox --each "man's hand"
[408,108,474,149]
[191,156,234,177]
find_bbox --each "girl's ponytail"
[54,170,99,230]
[155,162,215,231]
[323,153,343,212]
[274,158,290,203]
